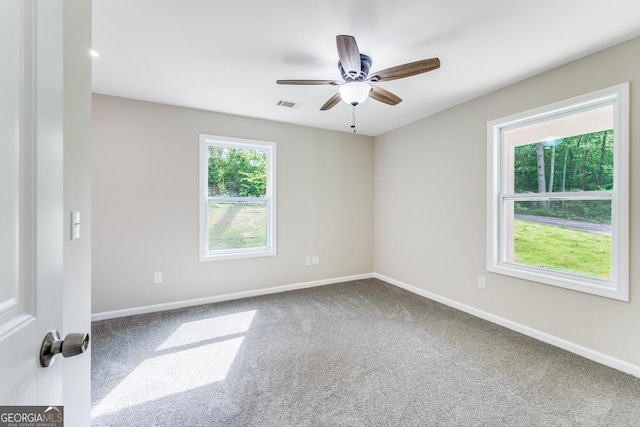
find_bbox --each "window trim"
[486,83,629,301]
[199,134,277,262]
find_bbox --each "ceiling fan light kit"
[277,35,440,130]
[339,81,371,105]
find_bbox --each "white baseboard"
[374,273,640,379]
[91,273,374,321]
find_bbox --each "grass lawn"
[208,202,267,250]
[514,219,611,279]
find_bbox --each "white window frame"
[486,83,629,301]
[199,134,277,262]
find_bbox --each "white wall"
[63,0,92,423]
[92,95,374,314]
[375,36,640,367]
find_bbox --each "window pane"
[207,201,268,251]
[507,200,611,280]
[512,130,614,194]
[513,199,611,224]
[208,147,267,197]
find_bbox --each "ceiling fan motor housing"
[339,54,372,81]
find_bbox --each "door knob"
[40,330,90,367]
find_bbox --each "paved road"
[515,214,611,235]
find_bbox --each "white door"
[0,0,91,418]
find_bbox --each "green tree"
[513,129,613,223]
[208,147,266,197]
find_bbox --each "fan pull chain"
[351,105,357,133]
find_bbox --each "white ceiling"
[92,0,640,137]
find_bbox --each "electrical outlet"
[312,256,320,265]
[477,276,486,289]
[154,272,163,284]
[305,257,312,266]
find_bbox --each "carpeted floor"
[91,279,640,426]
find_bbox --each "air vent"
[276,100,301,109]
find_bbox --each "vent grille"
[276,100,301,109]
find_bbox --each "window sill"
[487,262,628,301]
[200,248,276,262]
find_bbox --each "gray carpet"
[91,279,640,426]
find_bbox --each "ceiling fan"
[276,35,440,111]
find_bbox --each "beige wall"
[375,36,640,366]
[92,95,374,313]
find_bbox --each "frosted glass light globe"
[339,81,371,105]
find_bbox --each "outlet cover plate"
[477,276,486,289]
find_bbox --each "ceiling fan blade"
[277,79,340,85]
[370,58,440,82]
[320,92,342,111]
[369,86,402,106]
[336,35,361,77]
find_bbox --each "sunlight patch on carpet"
[91,310,257,420]
[156,310,257,351]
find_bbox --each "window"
[199,135,276,261]
[487,83,629,300]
